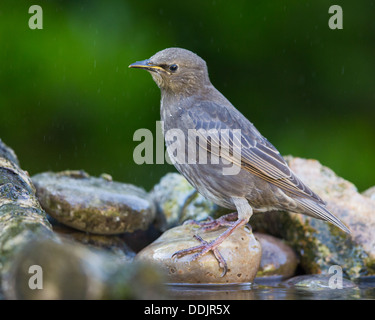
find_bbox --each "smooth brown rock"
[255,233,298,279]
[135,224,261,284]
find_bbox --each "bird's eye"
[169,64,178,72]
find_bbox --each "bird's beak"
[128,59,165,73]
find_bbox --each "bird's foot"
[172,234,228,277]
[172,217,246,277]
[183,212,238,232]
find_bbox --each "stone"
[135,223,262,284]
[52,223,136,262]
[121,224,162,253]
[0,140,54,289]
[0,141,166,300]
[2,239,166,300]
[0,138,19,167]
[251,156,375,279]
[32,170,156,235]
[151,173,230,231]
[282,274,357,290]
[363,186,375,201]
[255,233,298,279]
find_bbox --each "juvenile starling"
[129,48,350,275]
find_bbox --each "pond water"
[166,277,375,300]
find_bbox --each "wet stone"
[151,173,230,231]
[121,224,162,253]
[3,239,166,300]
[251,156,375,279]
[32,170,156,235]
[135,223,262,284]
[282,274,357,291]
[0,139,56,294]
[0,138,20,167]
[255,233,298,279]
[52,223,136,262]
[0,158,39,208]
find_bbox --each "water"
[166,277,375,300]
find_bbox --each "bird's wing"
[183,101,325,205]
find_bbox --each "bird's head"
[129,48,210,95]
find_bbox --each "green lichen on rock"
[32,170,156,235]
[0,139,19,167]
[151,173,230,231]
[0,141,54,293]
[0,141,165,299]
[252,157,375,279]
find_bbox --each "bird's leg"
[183,212,238,232]
[172,197,253,277]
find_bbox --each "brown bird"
[129,48,350,276]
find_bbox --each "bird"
[129,48,350,276]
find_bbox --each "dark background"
[1,0,374,192]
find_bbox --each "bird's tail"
[295,198,351,234]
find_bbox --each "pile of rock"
[1,137,374,298]
[0,139,164,299]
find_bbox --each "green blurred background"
[1,0,374,192]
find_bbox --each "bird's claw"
[172,234,228,277]
[192,235,228,277]
[173,214,246,278]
